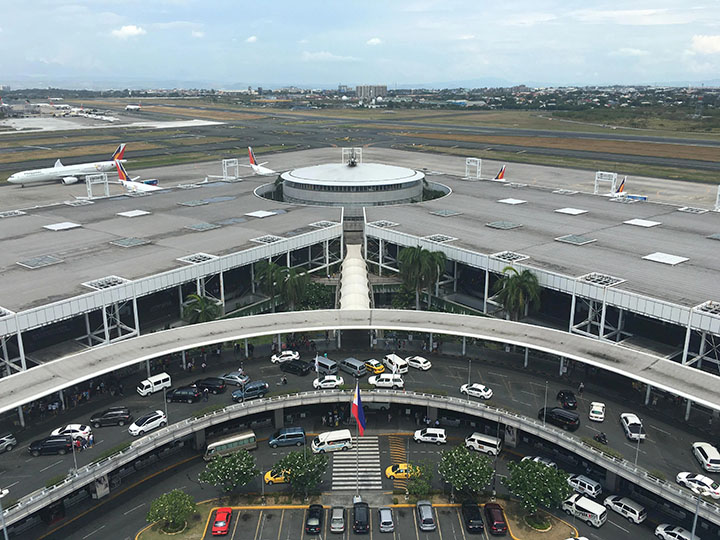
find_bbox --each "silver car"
[329,506,345,533]
[378,507,394,533]
[220,371,250,386]
[416,500,436,532]
[0,433,17,453]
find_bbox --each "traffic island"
[502,499,577,539]
[137,502,212,539]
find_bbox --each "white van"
[465,432,502,456]
[562,494,607,527]
[136,372,172,397]
[603,495,646,524]
[383,354,408,374]
[567,474,602,498]
[339,357,367,378]
[368,373,404,389]
[311,429,353,453]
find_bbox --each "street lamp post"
[467,358,472,387]
[70,437,78,471]
[0,488,10,540]
[634,437,641,467]
[162,386,169,423]
[543,381,548,427]
[690,488,708,540]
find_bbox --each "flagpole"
[355,408,359,498]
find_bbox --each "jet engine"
[61,176,79,185]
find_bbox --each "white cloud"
[301,51,359,62]
[614,47,650,57]
[191,30,205,38]
[111,25,146,39]
[456,34,475,40]
[506,13,557,27]
[246,35,257,43]
[691,35,720,54]
[572,8,695,26]
[366,37,382,46]
[298,38,309,44]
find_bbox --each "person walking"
[577,381,585,396]
[203,387,209,401]
[201,361,207,373]
[88,433,94,449]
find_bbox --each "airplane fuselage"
[7,161,122,186]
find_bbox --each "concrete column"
[524,347,529,368]
[101,305,110,344]
[378,239,383,276]
[181,350,187,371]
[194,429,206,450]
[337,330,342,349]
[645,384,652,405]
[569,280,577,332]
[697,332,707,370]
[616,309,624,342]
[453,261,458,293]
[196,277,202,296]
[132,294,140,337]
[599,288,608,339]
[59,389,66,411]
[17,405,25,428]
[277,333,282,351]
[178,285,184,317]
[286,250,291,268]
[274,408,285,429]
[245,338,249,358]
[146,359,151,378]
[604,470,618,492]
[426,406,438,422]
[681,320,693,365]
[559,357,564,376]
[114,303,122,339]
[251,264,256,294]
[219,272,226,313]
[685,400,692,422]
[325,240,330,278]
[462,337,466,356]
[429,332,433,351]
[15,327,27,371]
[84,313,92,347]
[483,269,489,314]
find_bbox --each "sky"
[2,0,720,89]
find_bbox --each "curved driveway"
[1,309,718,414]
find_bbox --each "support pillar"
[219,272,226,313]
[325,240,330,278]
[685,400,692,422]
[605,470,618,492]
[194,429,206,451]
[59,389,66,410]
[378,239,383,277]
[245,338,249,358]
[182,350,187,371]
[462,337,466,356]
[286,250,291,268]
[559,357,564,376]
[132,294,140,337]
[426,406,438,422]
[84,313,92,347]
[251,264,256,294]
[429,332,433,352]
[569,281,577,333]
[524,347,529,368]
[114,303,122,339]
[196,278,202,296]
[146,359,151,378]
[599,288,608,339]
[15,328,26,371]
[101,306,110,344]
[274,408,285,429]
[681,322,693,365]
[178,285,184,317]
[453,261,458,293]
[277,333,282,351]
[17,406,25,428]
[697,332,707,369]
[645,384,652,406]
[483,269,489,314]
[616,309,624,342]
[337,330,342,349]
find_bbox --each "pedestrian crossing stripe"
[388,435,409,489]
[331,436,382,491]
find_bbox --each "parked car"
[460,383,493,400]
[270,350,300,364]
[50,424,92,441]
[220,371,250,387]
[166,386,202,403]
[556,390,578,409]
[305,504,323,534]
[620,413,646,441]
[378,507,395,533]
[313,375,344,389]
[676,472,720,498]
[90,407,133,428]
[385,463,419,479]
[538,407,580,431]
[588,402,605,422]
[368,373,404,389]
[28,435,73,456]
[193,377,227,394]
[655,524,699,540]
[352,501,369,533]
[0,433,17,453]
[231,381,269,402]
[364,359,385,374]
[461,501,484,534]
[264,469,288,485]
[603,495,646,524]
[405,355,432,370]
[128,410,167,436]
[211,507,232,536]
[279,359,312,376]
[521,456,557,469]
[483,502,508,536]
[416,500,436,532]
[414,427,446,445]
[692,442,720,473]
[329,506,345,533]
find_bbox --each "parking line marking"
[487,372,508,378]
[40,459,63,472]
[435,507,443,540]
[649,424,671,435]
[623,443,647,454]
[123,503,144,515]
[81,525,105,539]
[455,507,468,540]
[253,510,263,540]
[2,481,19,489]
[608,519,630,533]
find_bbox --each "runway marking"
[82,525,105,539]
[40,459,63,472]
[123,503,144,515]
[649,424,671,435]
[608,519,630,533]
[24,145,52,150]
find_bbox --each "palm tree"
[398,247,447,310]
[182,294,221,324]
[493,266,541,320]
[255,260,283,312]
[278,267,309,311]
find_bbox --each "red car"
[211,507,232,535]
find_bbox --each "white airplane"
[7,144,127,187]
[115,160,162,192]
[125,104,141,111]
[240,147,276,175]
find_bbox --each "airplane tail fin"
[248,147,257,166]
[493,165,506,180]
[115,159,130,182]
[111,143,127,161]
[616,176,626,194]
[54,159,63,168]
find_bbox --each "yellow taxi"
[365,359,385,374]
[264,469,288,485]
[385,463,419,480]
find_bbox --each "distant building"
[356,85,387,101]
[0,85,11,92]
[338,84,349,93]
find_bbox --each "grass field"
[138,105,263,122]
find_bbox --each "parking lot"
[202,504,498,539]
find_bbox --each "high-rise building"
[356,85,387,100]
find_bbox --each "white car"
[620,412,646,441]
[413,427,446,445]
[521,456,557,469]
[460,383,493,400]
[50,424,92,441]
[405,355,432,370]
[692,442,720,473]
[313,375,345,389]
[368,373,404,389]
[270,350,300,364]
[128,410,167,437]
[676,472,720,498]
[588,402,605,422]
[655,524,700,540]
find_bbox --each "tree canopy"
[255,260,283,312]
[398,246,446,310]
[493,266,541,320]
[182,293,221,323]
[438,445,494,496]
[146,489,196,533]
[198,449,259,493]
[407,461,434,498]
[504,460,572,516]
[278,267,309,311]
[273,451,328,497]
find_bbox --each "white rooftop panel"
[642,252,689,266]
[624,218,661,228]
[43,222,82,231]
[245,210,277,218]
[117,210,151,218]
[555,208,588,216]
[498,198,526,205]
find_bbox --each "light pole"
[690,488,709,540]
[0,488,10,540]
[543,381,548,427]
[467,358,472,386]
[634,437,640,466]
[162,386,169,423]
[70,437,78,471]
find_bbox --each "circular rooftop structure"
[280,162,424,207]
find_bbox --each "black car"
[28,435,73,457]
[231,381,269,402]
[90,406,133,428]
[279,359,312,376]
[556,390,578,409]
[461,501,484,533]
[352,502,370,534]
[538,407,580,431]
[305,504,324,535]
[193,377,227,394]
[483,503,507,536]
[166,386,202,403]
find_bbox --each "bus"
[203,430,257,461]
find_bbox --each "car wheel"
[160,422,166,428]
[166,398,172,403]
[5,444,13,452]
[655,534,663,539]
[380,406,387,411]
[393,385,400,390]
[58,449,66,455]
[627,516,634,523]
[319,449,325,454]
[295,442,302,447]
[436,441,442,445]
[187,399,193,404]
[31,450,40,457]
[415,439,421,444]
[565,509,572,515]
[93,422,101,429]
[118,420,125,426]
[212,390,218,395]
[267,480,274,485]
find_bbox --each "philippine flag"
[351,381,366,437]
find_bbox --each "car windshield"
[137,415,153,424]
[307,517,320,525]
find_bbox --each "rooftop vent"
[491,251,529,263]
[708,233,720,241]
[368,220,399,228]
[177,253,219,264]
[429,209,462,217]
[423,234,456,243]
[0,210,26,218]
[245,210,277,219]
[17,254,64,269]
[553,189,578,195]
[642,252,688,266]
[82,275,131,290]
[609,197,639,204]
[486,221,522,230]
[64,199,93,207]
[117,210,151,218]
[579,272,624,287]
[44,222,82,231]
[216,217,247,225]
[498,198,526,205]
[178,200,209,207]
[310,220,340,228]
[0,306,14,318]
[678,206,708,214]
[185,222,221,232]
[110,237,151,248]
[251,234,284,244]
[555,207,588,216]
[624,218,660,228]
[696,301,720,316]
[555,234,596,246]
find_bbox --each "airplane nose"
[7,175,18,183]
